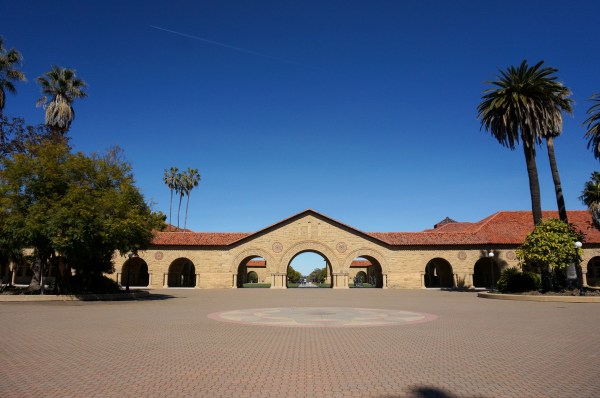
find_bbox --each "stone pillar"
[163,273,168,288]
[468,273,474,288]
[270,273,287,289]
[148,273,153,287]
[116,272,121,285]
[332,273,349,289]
[195,273,200,288]
[382,274,388,289]
[420,272,425,288]
[232,273,238,288]
[582,270,588,287]
[453,273,458,288]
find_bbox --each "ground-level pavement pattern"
[1,289,599,398]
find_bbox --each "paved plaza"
[1,289,599,398]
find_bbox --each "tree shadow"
[380,386,481,398]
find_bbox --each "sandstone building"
[111,209,600,290]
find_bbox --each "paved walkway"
[1,289,599,397]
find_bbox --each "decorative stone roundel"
[272,242,283,253]
[457,251,467,261]
[336,242,347,253]
[154,251,163,261]
[506,251,516,260]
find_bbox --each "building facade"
[109,209,600,290]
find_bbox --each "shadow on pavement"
[382,386,478,398]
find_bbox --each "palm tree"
[163,167,179,227]
[584,93,600,160]
[183,168,201,230]
[540,72,573,223]
[175,171,184,230]
[36,66,87,136]
[0,36,27,114]
[478,60,571,225]
[580,171,600,228]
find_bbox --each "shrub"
[497,268,541,293]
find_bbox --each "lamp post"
[126,253,137,292]
[575,241,584,296]
[488,251,495,292]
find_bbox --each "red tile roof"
[369,211,599,246]
[350,260,372,267]
[151,210,599,247]
[246,260,266,267]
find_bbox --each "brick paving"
[1,289,599,398]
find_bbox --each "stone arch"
[586,256,600,287]
[122,257,150,287]
[278,241,339,274]
[231,248,276,288]
[342,248,388,275]
[424,258,454,288]
[473,258,500,288]
[247,271,259,283]
[168,257,196,287]
[354,271,367,284]
[230,248,276,274]
[344,249,387,288]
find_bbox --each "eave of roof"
[150,210,600,247]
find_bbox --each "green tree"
[516,218,584,274]
[0,139,165,293]
[182,167,201,230]
[478,60,572,225]
[584,93,600,160]
[580,171,600,228]
[36,66,87,136]
[287,265,301,284]
[163,166,179,227]
[0,36,26,114]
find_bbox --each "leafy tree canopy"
[287,265,302,284]
[0,138,165,291]
[516,219,584,271]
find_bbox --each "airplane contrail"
[150,25,311,67]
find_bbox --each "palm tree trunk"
[184,192,191,230]
[546,137,568,223]
[169,189,173,227]
[177,193,183,229]
[523,144,543,225]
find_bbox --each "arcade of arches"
[106,209,600,290]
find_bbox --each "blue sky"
[2,0,599,246]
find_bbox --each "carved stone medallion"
[457,251,467,261]
[154,251,163,261]
[336,242,347,253]
[272,242,283,253]
[506,251,516,260]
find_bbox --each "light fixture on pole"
[488,251,495,292]
[575,242,584,296]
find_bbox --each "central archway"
[287,251,332,288]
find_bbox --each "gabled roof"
[151,209,600,247]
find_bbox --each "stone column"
[468,273,474,288]
[232,273,238,288]
[148,273,153,287]
[332,273,349,289]
[582,271,588,287]
[382,274,388,289]
[270,273,287,289]
[420,272,425,288]
[163,273,168,288]
[195,273,200,288]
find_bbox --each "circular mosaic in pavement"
[208,307,437,328]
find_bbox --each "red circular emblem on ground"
[208,307,437,328]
